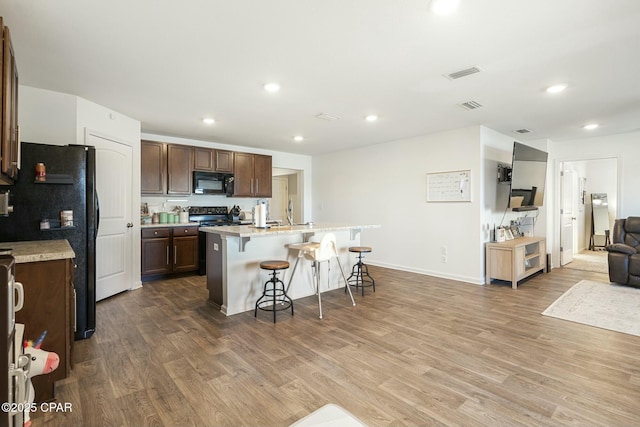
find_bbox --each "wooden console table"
[485,236,546,289]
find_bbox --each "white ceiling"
[2,0,639,155]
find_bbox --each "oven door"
[193,172,233,195]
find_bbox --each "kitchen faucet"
[287,199,294,225]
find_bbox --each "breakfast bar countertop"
[199,223,380,237]
[0,239,75,263]
[199,223,380,252]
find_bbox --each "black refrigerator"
[0,142,97,340]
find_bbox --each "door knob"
[127,222,134,228]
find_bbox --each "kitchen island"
[200,223,379,316]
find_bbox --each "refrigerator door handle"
[95,191,100,238]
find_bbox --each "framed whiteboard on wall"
[426,170,471,202]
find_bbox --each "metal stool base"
[255,269,294,322]
[346,252,375,296]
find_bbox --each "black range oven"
[188,206,240,275]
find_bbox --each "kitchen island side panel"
[206,232,223,308]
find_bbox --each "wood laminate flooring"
[32,265,640,426]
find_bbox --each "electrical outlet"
[441,246,447,256]
[441,255,447,263]
[213,243,219,251]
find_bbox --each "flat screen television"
[508,142,548,211]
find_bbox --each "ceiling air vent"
[458,100,483,110]
[514,128,532,134]
[314,113,340,121]
[444,66,482,80]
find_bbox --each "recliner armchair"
[606,217,640,287]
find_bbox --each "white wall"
[313,126,484,284]
[19,86,77,146]
[76,98,141,147]
[480,127,535,240]
[549,130,639,266]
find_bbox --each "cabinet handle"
[73,288,77,332]
[166,247,170,265]
[174,246,177,265]
[250,179,253,194]
[255,178,259,194]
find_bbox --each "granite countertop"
[199,223,380,238]
[141,222,200,228]
[0,239,75,263]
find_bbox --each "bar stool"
[346,246,375,296]
[254,260,293,323]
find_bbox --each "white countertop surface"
[199,223,380,238]
[0,239,75,263]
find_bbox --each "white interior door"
[87,132,134,301]
[560,169,576,266]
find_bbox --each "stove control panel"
[188,206,228,215]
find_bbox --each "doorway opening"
[271,168,304,224]
[559,157,617,274]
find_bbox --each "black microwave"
[193,171,234,195]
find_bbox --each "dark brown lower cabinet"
[141,226,199,280]
[15,258,74,403]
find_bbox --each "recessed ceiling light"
[263,82,280,93]
[365,115,378,122]
[202,117,215,125]
[583,123,599,130]
[546,83,568,94]
[430,0,460,15]
[293,136,304,142]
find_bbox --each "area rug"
[542,280,640,337]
